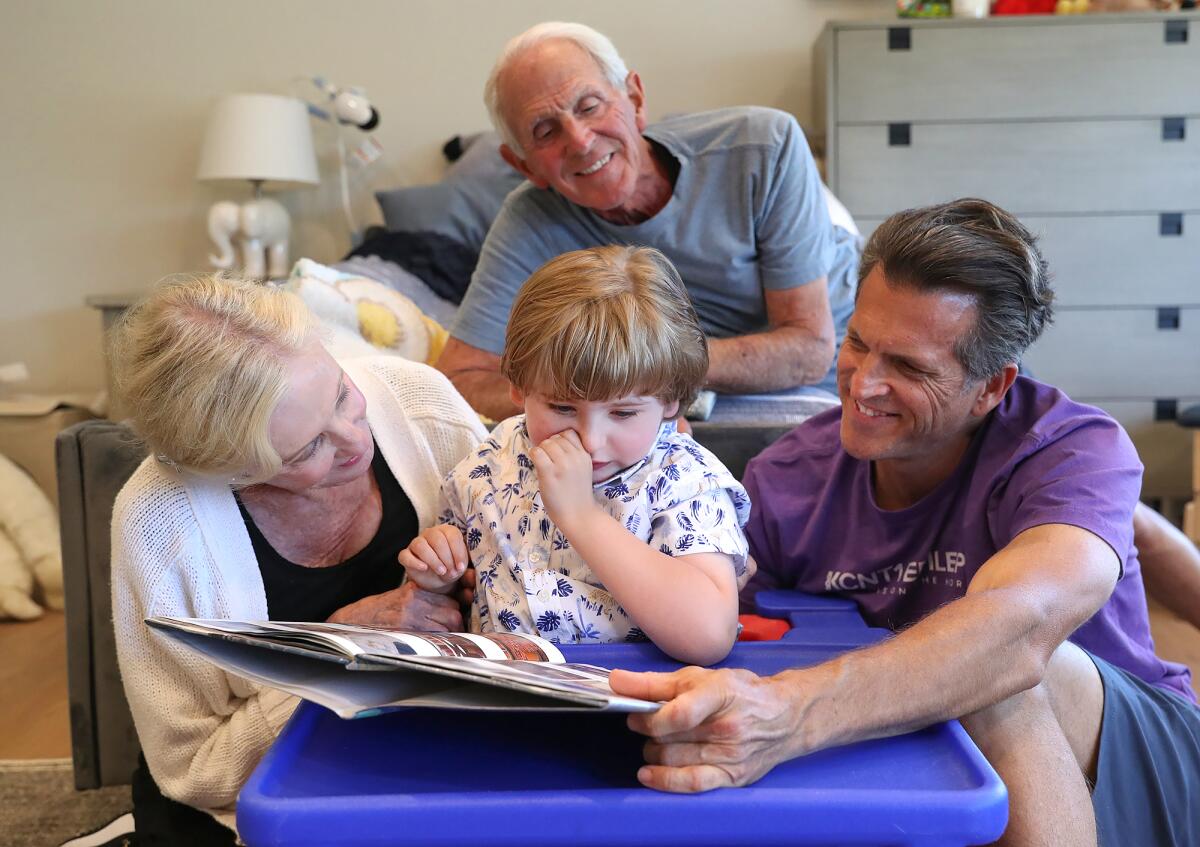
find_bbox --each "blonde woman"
[399,246,750,667]
[109,275,486,844]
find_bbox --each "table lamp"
[197,93,319,279]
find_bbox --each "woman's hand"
[609,666,805,793]
[327,581,464,631]
[532,430,602,533]
[397,524,469,593]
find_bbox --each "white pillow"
[286,258,436,363]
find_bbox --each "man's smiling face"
[836,266,985,468]
[497,39,649,216]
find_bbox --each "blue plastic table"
[238,597,1007,847]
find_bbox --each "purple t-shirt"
[743,376,1194,702]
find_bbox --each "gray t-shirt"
[452,107,860,390]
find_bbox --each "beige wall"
[0,0,891,395]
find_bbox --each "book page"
[159,618,564,663]
[148,617,656,713]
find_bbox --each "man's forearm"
[780,586,1073,757]
[444,370,520,422]
[706,326,835,394]
[1134,502,1200,629]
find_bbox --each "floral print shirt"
[439,416,751,644]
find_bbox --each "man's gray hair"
[484,21,630,155]
[857,198,1055,381]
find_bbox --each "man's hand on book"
[326,582,464,632]
[399,524,470,593]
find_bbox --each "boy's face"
[512,387,679,483]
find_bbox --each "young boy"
[400,246,749,665]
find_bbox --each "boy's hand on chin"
[533,430,602,531]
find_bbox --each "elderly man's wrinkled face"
[836,267,992,474]
[262,340,373,493]
[498,39,648,215]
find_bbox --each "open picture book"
[147,617,660,717]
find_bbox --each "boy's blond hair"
[110,273,314,481]
[501,246,707,408]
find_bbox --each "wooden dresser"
[819,12,1200,499]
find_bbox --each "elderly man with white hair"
[436,21,859,421]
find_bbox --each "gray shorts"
[1090,653,1200,847]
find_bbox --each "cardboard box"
[1185,501,1199,546]
[1193,431,1200,497]
[0,394,104,509]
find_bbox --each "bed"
[297,130,844,430]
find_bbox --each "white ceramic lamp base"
[206,196,292,280]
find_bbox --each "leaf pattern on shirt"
[604,481,629,499]
[498,609,521,631]
[445,416,751,646]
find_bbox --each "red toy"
[992,0,1057,12]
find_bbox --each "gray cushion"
[374,132,525,250]
[58,420,147,788]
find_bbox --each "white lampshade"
[197,94,319,187]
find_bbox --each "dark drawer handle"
[1163,117,1186,141]
[888,123,911,146]
[1158,307,1181,330]
[1160,213,1183,236]
[1165,20,1188,44]
[1155,399,1179,422]
[888,27,911,51]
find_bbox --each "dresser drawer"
[1023,307,1200,398]
[833,18,1200,124]
[1033,215,1200,307]
[856,213,1200,308]
[835,119,1200,217]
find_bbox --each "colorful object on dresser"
[898,0,952,16]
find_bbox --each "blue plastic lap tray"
[755,589,860,616]
[238,641,1006,847]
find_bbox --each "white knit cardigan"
[110,356,487,835]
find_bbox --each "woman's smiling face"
[259,341,373,493]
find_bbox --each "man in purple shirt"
[611,198,1200,845]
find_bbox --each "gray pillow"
[375,133,525,250]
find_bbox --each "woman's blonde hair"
[501,246,707,409]
[110,274,314,480]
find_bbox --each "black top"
[132,443,420,844]
[235,441,418,621]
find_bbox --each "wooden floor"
[0,610,71,759]
[0,604,1197,760]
